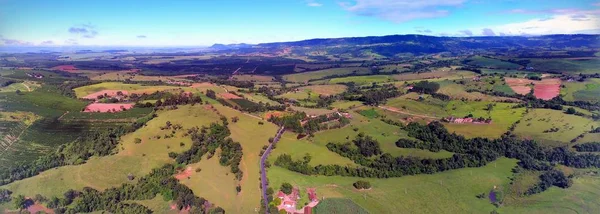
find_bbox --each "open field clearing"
[438,83,518,102]
[514,109,599,147]
[231,74,275,82]
[83,103,134,112]
[313,198,369,214]
[1,104,222,198]
[561,78,600,103]
[311,111,453,159]
[444,102,526,139]
[465,56,521,69]
[0,81,40,92]
[269,132,358,167]
[505,77,533,95]
[393,69,476,82]
[505,78,561,99]
[527,58,600,74]
[89,70,191,82]
[328,75,394,85]
[283,67,370,83]
[73,82,182,98]
[385,93,449,117]
[268,158,517,214]
[331,100,363,110]
[141,55,218,64]
[278,84,346,101]
[290,106,336,116]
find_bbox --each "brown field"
[264,111,284,120]
[219,92,241,99]
[52,65,77,72]
[174,166,193,180]
[533,79,561,100]
[505,78,561,99]
[82,90,129,100]
[393,69,475,81]
[83,103,134,113]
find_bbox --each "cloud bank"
[339,0,467,23]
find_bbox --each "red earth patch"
[533,78,561,100]
[174,166,193,180]
[83,103,134,113]
[219,92,241,99]
[52,65,77,72]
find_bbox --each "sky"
[0,0,598,47]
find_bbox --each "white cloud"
[307,0,322,7]
[490,14,600,35]
[339,0,467,23]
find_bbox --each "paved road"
[260,126,285,213]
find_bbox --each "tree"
[206,89,217,99]
[566,107,577,114]
[280,182,293,195]
[353,180,371,189]
[13,195,26,210]
[15,89,22,95]
[231,116,239,123]
[134,138,142,144]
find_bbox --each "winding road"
[260,126,285,213]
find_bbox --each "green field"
[385,93,449,117]
[73,82,181,98]
[331,100,363,110]
[514,109,600,147]
[313,198,369,214]
[1,104,222,198]
[277,84,346,101]
[267,158,517,214]
[283,67,370,83]
[328,75,394,85]
[444,101,526,139]
[438,82,515,101]
[269,132,358,167]
[465,56,521,69]
[560,78,600,103]
[311,111,453,159]
[527,59,600,74]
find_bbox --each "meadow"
[527,58,599,74]
[277,84,346,101]
[328,75,394,85]
[73,82,182,98]
[444,101,526,139]
[282,67,370,83]
[465,56,521,69]
[560,78,600,103]
[393,69,476,82]
[267,158,517,214]
[514,109,600,147]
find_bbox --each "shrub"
[353,180,371,189]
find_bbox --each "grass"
[328,75,393,85]
[282,67,370,83]
[393,69,477,82]
[269,132,358,167]
[331,100,363,110]
[1,104,222,198]
[465,56,521,69]
[267,158,518,214]
[60,108,153,120]
[238,92,279,105]
[514,109,600,147]
[126,194,177,214]
[385,93,449,117]
[358,108,379,119]
[231,74,274,82]
[438,82,516,101]
[527,58,600,74]
[499,172,600,213]
[313,198,369,214]
[0,81,40,92]
[312,111,453,159]
[73,82,181,98]
[290,106,336,116]
[444,101,526,139]
[560,78,600,103]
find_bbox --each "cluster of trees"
[172,122,244,181]
[0,189,11,203]
[0,79,17,87]
[217,98,285,113]
[269,111,350,135]
[357,84,402,106]
[353,180,371,189]
[155,92,202,108]
[276,121,600,196]
[56,81,99,98]
[46,164,221,214]
[0,112,156,186]
[573,142,600,152]
[525,170,571,195]
[410,81,440,94]
[469,88,600,112]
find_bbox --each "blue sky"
[0,0,598,46]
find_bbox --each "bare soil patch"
[190,82,215,88]
[52,65,77,72]
[219,92,241,99]
[533,78,561,100]
[83,103,134,113]
[175,166,193,180]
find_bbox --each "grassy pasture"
[290,106,336,116]
[527,58,600,74]
[328,75,394,85]
[560,78,600,103]
[60,107,153,120]
[1,104,222,198]
[283,67,370,83]
[331,100,363,110]
[465,56,521,69]
[231,74,274,82]
[278,84,346,101]
[269,132,358,167]
[0,81,40,92]
[88,70,191,83]
[311,111,453,159]
[514,109,599,147]
[73,82,182,98]
[393,69,476,82]
[267,158,517,214]
[313,198,369,214]
[438,82,516,101]
[385,93,449,117]
[444,101,526,139]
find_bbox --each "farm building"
[277,187,320,214]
